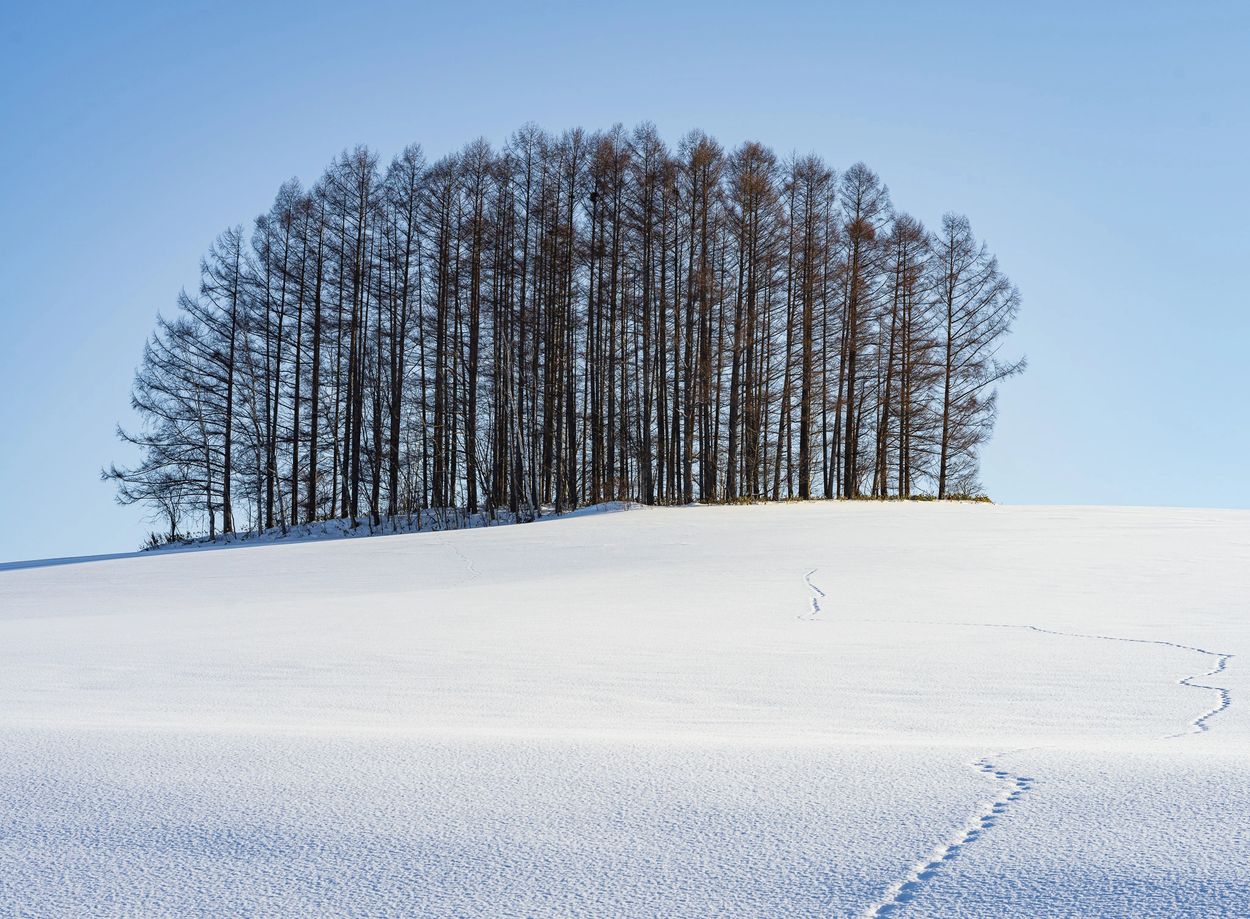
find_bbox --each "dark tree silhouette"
[108,125,1024,538]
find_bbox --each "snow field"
[1,503,1246,916]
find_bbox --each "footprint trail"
[799,569,826,621]
[979,623,1234,739]
[861,759,1034,918]
[811,611,1234,915]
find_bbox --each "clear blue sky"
[1,1,1247,562]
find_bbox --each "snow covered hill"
[1,503,1247,917]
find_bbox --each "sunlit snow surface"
[1,504,1247,917]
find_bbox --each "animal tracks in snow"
[798,569,826,621]
[800,593,1235,916]
[797,579,1040,916]
[818,613,1234,740]
[1176,652,1233,736]
[976,623,1234,739]
[860,758,1034,918]
[441,537,481,581]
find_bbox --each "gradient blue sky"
[2,1,1247,562]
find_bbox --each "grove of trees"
[107,124,1024,540]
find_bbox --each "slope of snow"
[145,500,637,553]
[0,501,633,569]
[1,503,1247,917]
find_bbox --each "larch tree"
[110,125,1025,543]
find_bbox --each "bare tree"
[933,214,1026,497]
[112,126,1025,542]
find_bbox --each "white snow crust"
[1,503,1247,916]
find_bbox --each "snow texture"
[1,503,1247,917]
